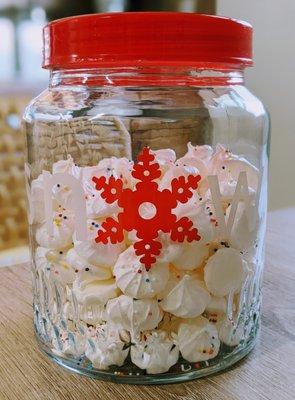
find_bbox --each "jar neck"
[49,66,245,88]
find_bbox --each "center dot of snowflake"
[138,202,157,220]
[143,170,150,176]
[111,188,116,194]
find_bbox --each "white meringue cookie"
[85,190,120,219]
[30,174,74,224]
[177,143,210,178]
[84,179,120,219]
[113,246,169,299]
[46,249,75,285]
[96,157,134,185]
[203,296,227,328]
[156,238,183,264]
[151,148,176,173]
[206,296,227,314]
[219,159,259,192]
[34,246,50,272]
[160,275,211,318]
[106,295,163,334]
[52,155,81,179]
[36,211,74,249]
[86,324,129,370]
[73,277,119,307]
[158,313,183,335]
[130,331,179,374]
[51,328,86,358]
[208,144,259,191]
[218,319,244,346]
[74,219,125,267]
[30,175,46,224]
[66,248,112,281]
[159,164,200,191]
[82,157,134,218]
[185,142,213,163]
[204,248,249,297]
[178,316,220,362]
[63,300,105,326]
[173,241,209,270]
[208,144,231,174]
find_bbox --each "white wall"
[218,0,295,210]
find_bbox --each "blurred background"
[0,0,294,266]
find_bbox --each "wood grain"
[0,208,294,400]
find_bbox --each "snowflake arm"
[171,174,201,203]
[132,147,161,182]
[134,238,162,271]
[95,217,124,244]
[170,217,201,243]
[92,175,123,204]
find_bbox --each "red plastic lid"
[43,12,253,70]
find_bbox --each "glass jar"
[23,13,269,384]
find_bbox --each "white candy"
[63,300,105,326]
[96,157,134,185]
[34,246,50,271]
[52,156,81,178]
[86,324,129,370]
[113,246,169,299]
[206,295,227,314]
[51,328,86,358]
[173,241,209,270]
[208,144,259,191]
[130,331,179,374]
[203,296,227,328]
[176,142,212,178]
[30,173,74,224]
[66,248,112,281]
[33,144,260,370]
[46,249,75,285]
[185,142,214,164]
[152,148,176,172]
[158,313,183,335]
[218,319,244,346]
[160,275,211,318]
[36,211,74,250]
[106,295,163,334]
[159,163,200,191]
[73,277,119,307]
[178,316,220,362]
[30,175,46,224]
[204,248,248,297]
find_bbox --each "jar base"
[35,321,259,385]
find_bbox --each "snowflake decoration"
[92,147,201,270]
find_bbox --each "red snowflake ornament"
[92,147,201,270]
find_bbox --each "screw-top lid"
[43,12,253,70]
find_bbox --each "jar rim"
[43,12,253,71]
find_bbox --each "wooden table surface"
[0,208,294,400]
